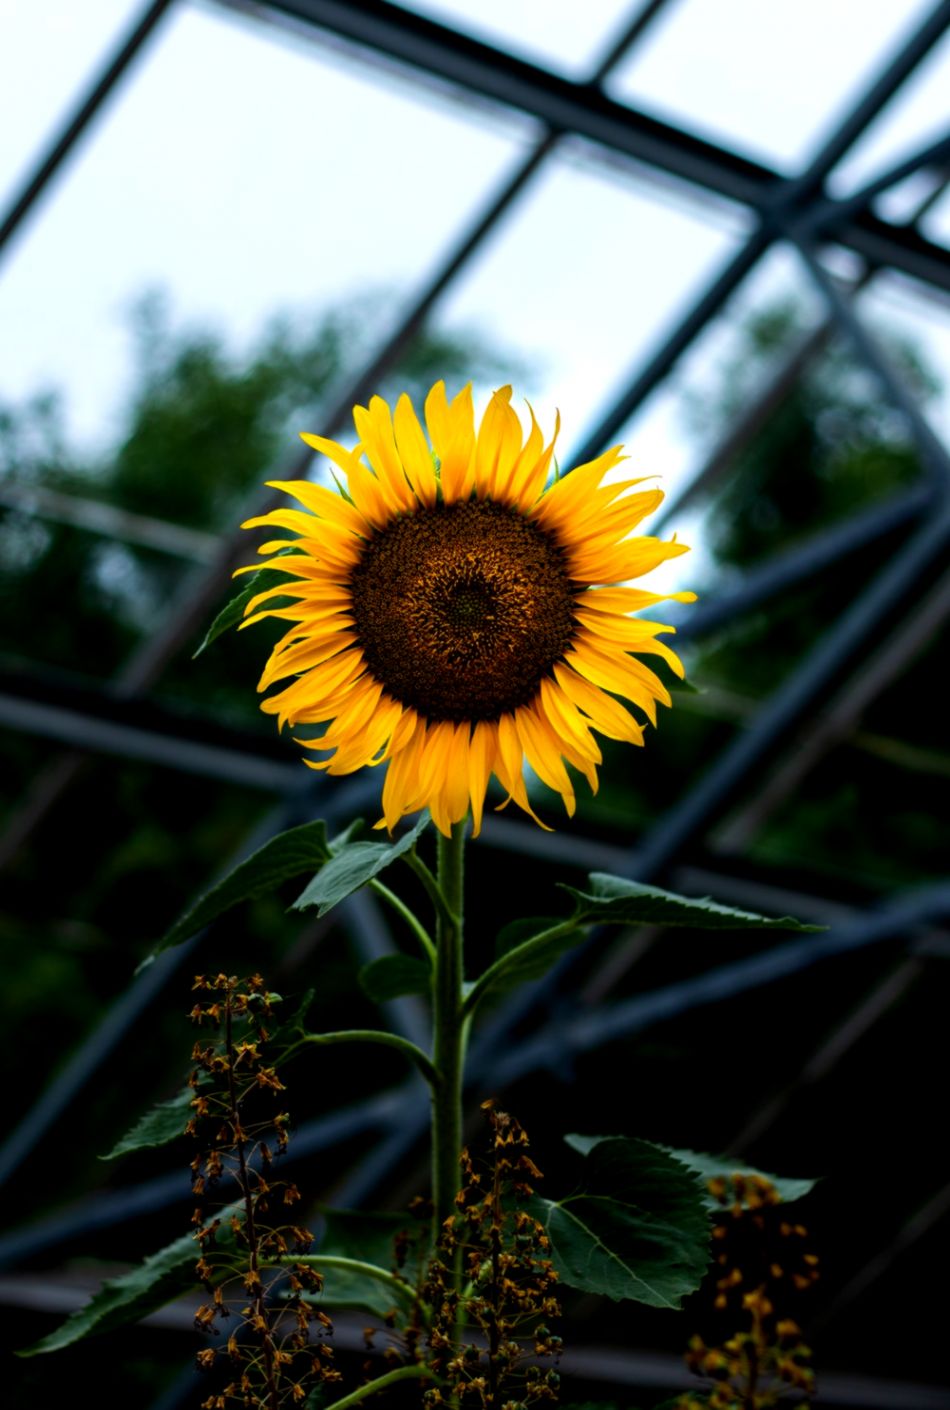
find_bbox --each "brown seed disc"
[348,500,577,722]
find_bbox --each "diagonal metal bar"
[716,561,950,850]
[676,486,932,641]
[727,956,925,1152]
[0,0,175,259]
[631,500,950,877]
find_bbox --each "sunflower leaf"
[562,874,824,932]
[142,821,351,968]
[292,813,430,918]
[527,1138,710,1308]
[359,954,431,1002]
[192,547,300,658]
[661,1146,817,1206]
[18,1227,201,1355]
[100,1083,195,1161]
[565,1136,816,1209]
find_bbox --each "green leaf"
[490,916,586,990]
[19,1227,200,1355]
[192,548,299,658]
[663,1146,817,1207]
[317,1209,425,1318]
[292,813,430,918]
[562,873,825,933]
[101,1083,195,1161]
[358,954,431,1003]
[529,1138,710,1309]
[144,820,349,966]
[565,1136,816,1207]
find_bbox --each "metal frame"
[2,0,950,1401]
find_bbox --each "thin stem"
[224,993,280,1410]
[287,1030,438,1087]
[292,1254,425,1310]
[324,1364,436,1410]
[431,820,467,1238]
[405,848,455,931]
[370,877,437,964]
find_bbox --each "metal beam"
[250,0,950,298]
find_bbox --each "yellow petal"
[425,380,475,503]
[393,393,438,508]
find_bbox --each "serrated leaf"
[144,821,352,966]
[292,813,430,918]
[101,1084,195,1161]
[664,1146,817,1206]
[19,1227,200,1355]
[562,874,824,933]
[529,1138,710,1309]
[566,1134,816,1207]
[192,548,299,658]
[358,954,431,1003]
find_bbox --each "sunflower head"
[238,382,694,836]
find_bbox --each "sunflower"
[239,382,694,836]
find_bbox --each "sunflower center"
[349,500,577,722]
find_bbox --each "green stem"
[405,848,454,931]
[431,820,467,1239]
[324,1364,436,1410]
[293,1255,425,1310]
[462,918,581,1018]
[288,1030,438,1086]
[370,877,437,964]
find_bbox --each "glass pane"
[0,0,141,206]
[608,0,936,173]
[0,0,525,449]
[391,0,638,78]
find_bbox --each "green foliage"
[566,1136,816,1208]
[662,1147,816,1206]
[562,873,824,932]
[19,1226,203,1355]
[192,546,298,658]
[528,1138,710,1308]
[358,953,431,1002]
[100,1082,194,1160]
[147,819,343,962]
[292,813,430,917]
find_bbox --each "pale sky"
[1,0,948,519]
